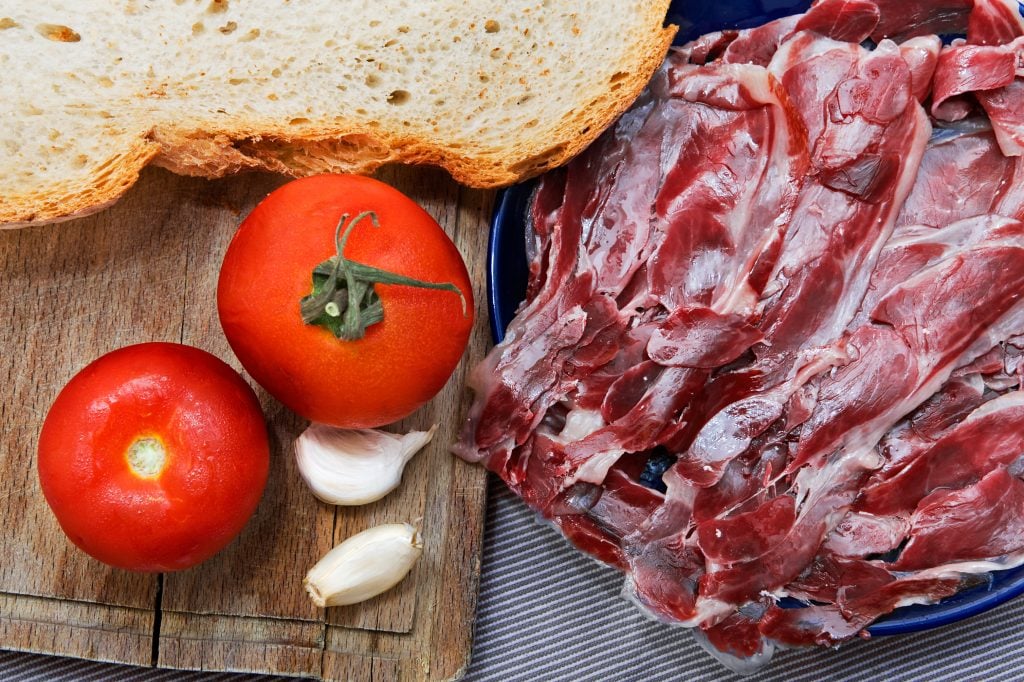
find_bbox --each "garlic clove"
[294,423,437,505]
[304,522,423,607]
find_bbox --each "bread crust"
[1,5,676,228]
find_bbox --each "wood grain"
[320,180,494,681]
[0,166,491,680]
[158,611,324,676]
[0,593,153,666]
[159,172,335,624]
[0,179,192,608]
[327,165,463,636]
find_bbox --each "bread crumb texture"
[0,0,674,226]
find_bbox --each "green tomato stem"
[299,211,468,341]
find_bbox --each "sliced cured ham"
[897,120,1024,226]
[456,0,1024,670]
[669,35,933,490]
[870,0,973,40]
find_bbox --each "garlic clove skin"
[304,522,423,607]
[294,423,437,505]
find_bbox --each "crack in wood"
[150,574,164,666]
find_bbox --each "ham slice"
[456,0,1024,670]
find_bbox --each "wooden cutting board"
[0,166,493,680]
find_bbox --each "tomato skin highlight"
[37,343,270,573]
[217,174,475,428]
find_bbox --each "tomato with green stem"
[217,174,474,428]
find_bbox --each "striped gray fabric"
[5,474,1024,681]
[467,477,1024,682]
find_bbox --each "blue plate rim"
[486,189,507,346]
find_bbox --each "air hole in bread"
[490,47,502,58]
[387,90,410,105]
[609,71,628,84]
[384,39,398,48]
[36,24,81,42]
[208,0,228,14]
[289,117,310,125]
[365,73,381,88]
[397,25,410,33]
[517,94,533,106]
[485,20,500,33]
[219,21,237,35]
[271,68,282,77]
[0,18,17,30]
[192,22,205,35]
[241,29,261,42]
[479,73,490,83]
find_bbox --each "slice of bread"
[0,1,675,227]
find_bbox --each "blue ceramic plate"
[487,0,1024,637]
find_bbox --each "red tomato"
[217,174,474,428]
[37,343,269,572]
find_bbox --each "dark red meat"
[762,574,961,646]
[898,120,1024,226]
[760,36,932,352]
[969,0,1024,45]
[796,0,880,43]
[455,1,1024,670]
[698,495,797,565]
[859,391,1024,516]
[930,0,1024,156]
[901,36,944,102]
[668,35,933,489]
[893,467,1024,570]
[870,0,973,41]
[932,41,1018,121]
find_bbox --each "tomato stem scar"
[127,437,167,479]
[299,211,468,341]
